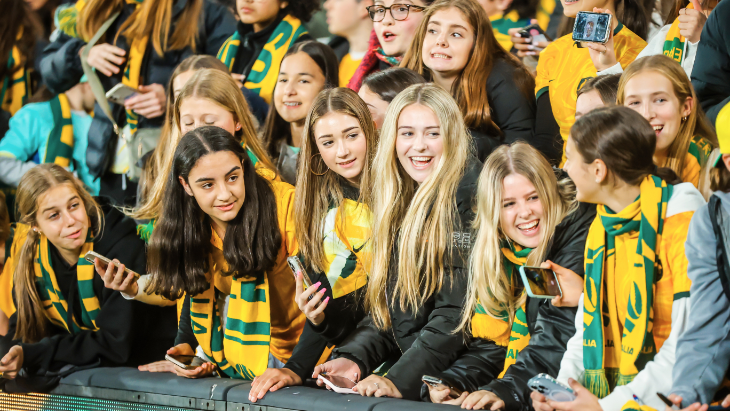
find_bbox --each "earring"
[235,124,241,130]
[682,116,688,121]
[310,153,329,176]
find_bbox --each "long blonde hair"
[617,55,717,179]
[459,143,575,333]
[13,164,102,343]
[368,83,472,329]
[132,69,275,221]
[295,88,378,273]
[78,0,202,57]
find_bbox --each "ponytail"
[617,0,650,40]
[13,228,47,343]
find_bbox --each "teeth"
[284,102,301,107]
[518,220,539,230]
[653,125,663,131]
[433,54,450,59]
[411,157,432,162]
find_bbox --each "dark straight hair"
[147,126,282,300]
[362,68,426,103]
[616,0,650,40]
[577,74,621,105]
[261,40,340,162]
[571,106,680,186]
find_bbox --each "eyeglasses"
[366,4,426,22]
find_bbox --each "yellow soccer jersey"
[536,24,646,164]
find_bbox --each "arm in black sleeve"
[174,295,198,350]
[478,203,595,411]
[311,285,367,345]
[39,32,86,94]
[690,0,730,124]
[332,315,399,379]
[201,1,237,56]
[384,267,469,401]
[418,338,507,401]
[532,91,563,166]
[283,321,329,381]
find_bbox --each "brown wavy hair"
[79,0,202,56]
[401,0,535,135]
[0,0,42,84]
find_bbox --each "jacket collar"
[236,11,286,42]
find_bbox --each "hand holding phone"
[87,251,140,296]
[289,256,329,326]
[106,83,139,106]
[576,8,620,71]
[528,374,576,402]
[422,375,464,400]
[519,266,563,299]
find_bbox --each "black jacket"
[39,0,236,179]
[423,200,596,409]
[0,198,177,377]
[471,58,537,162]
[691,0,730,124]
[332,158,483,401]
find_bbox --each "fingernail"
[319,288,326,293]
[325,297,330,303]
[528,45,537,50]
[526,52,537,56]
[314,282,321,288]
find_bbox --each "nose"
[62,210,77,227]
[336,140,350,158]
[436,31,448,48]
[216,183,233,202]
[516,201,532,219]
[283,80,296,95]
[412,133,427,151]
[640,103,654,121]
[381,8,395,25]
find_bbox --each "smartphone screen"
[320,373,356,389]
[573,12,611,43]
[521,267,562,297]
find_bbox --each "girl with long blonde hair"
[313,83,480,400]
[618,54,717,189]
[40,0,236,204]
[248,87,378,402]
[426,143,594,410]
[0,164,175,384]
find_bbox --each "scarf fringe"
[585,369,611,399]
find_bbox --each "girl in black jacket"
[0,164,176,388]
[40,0,236,205]
[313,83,480,401]
[425,142,594,410]
[401,0,537,162]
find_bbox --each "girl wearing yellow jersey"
[426,142,595,410]
[618,55,717,190]
[248,88,377,401]
[533,0,648,165]
[143,126,303,380]
[531,106,705,411]
[402,0,537,161]
[0,165,175,385]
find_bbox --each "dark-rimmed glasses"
[366,4,426,22]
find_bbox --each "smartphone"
[528,374,576,402]
[106,83,139,105]
[318,372,358,395]
[165,354,205,370]
[422,375,463,399]
[286,256,313,288]
[572,11,612,44]
[517,23,551,44]
[519,266,562,299]
[84,251,141,280]
[658,392,730,410]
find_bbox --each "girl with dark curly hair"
[217,0,320,105]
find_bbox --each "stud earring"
[682,116,688,121]
[235,124,241,130]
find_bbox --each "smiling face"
[575,89,606,120]
[358,85,390,129]
[561,0,609,17]
[622,71,691,156]
[35,184,90,256]
[180,151,246,232]
[374,0,428,57]
[179,97,239,135]
[236,0,287,32]
[395,103,444,183]
[314,112,369,185]
[422,8,475,80]
[274,52,327,125]
[500,173,544,249]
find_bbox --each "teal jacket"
[0,97,98,194]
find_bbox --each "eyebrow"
[397,125,440,130]
[429,21,469,31]
[503,190,538,201]
[41,195,79,214]
[194,166,241,183]
[279,72,315,77]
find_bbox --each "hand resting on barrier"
[249,368,302,402]
[139,343,215,379]
[0,346,23,380]
[355,375,402,398]
[312,358,361,390]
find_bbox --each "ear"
[497,0,514,12]
[179,176,194,197]
[722,154,730,173]
[235,122,242,131]
[361,0,374,18]
[280,1,289,9]
[593,159,608,184]
[681,96,693,119]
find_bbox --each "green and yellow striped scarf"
[1,42,31,116]
[217,15,308,104]
[490,11,531,52]
[583,175,672,398]
[56,0,87,39]
[189,229,271,380]
[45,94,75,168]
[35,228,100,333]
[663,2,695,64]
[471,242,532,378]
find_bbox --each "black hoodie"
[0,198,177,377]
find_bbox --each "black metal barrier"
[0,368,454,410]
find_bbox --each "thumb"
[690,0,703,12]
[530,18,538,24]
[567,378,583,394]
[137,84,151,92]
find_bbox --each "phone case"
[519,267,562,299]
[84,251,141,279]
[318,375,359,395]
[528,374,576,402]
[105,83,138,105]
[286,256,314,287]
[165,354,204,370]
[572,12,612,44]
